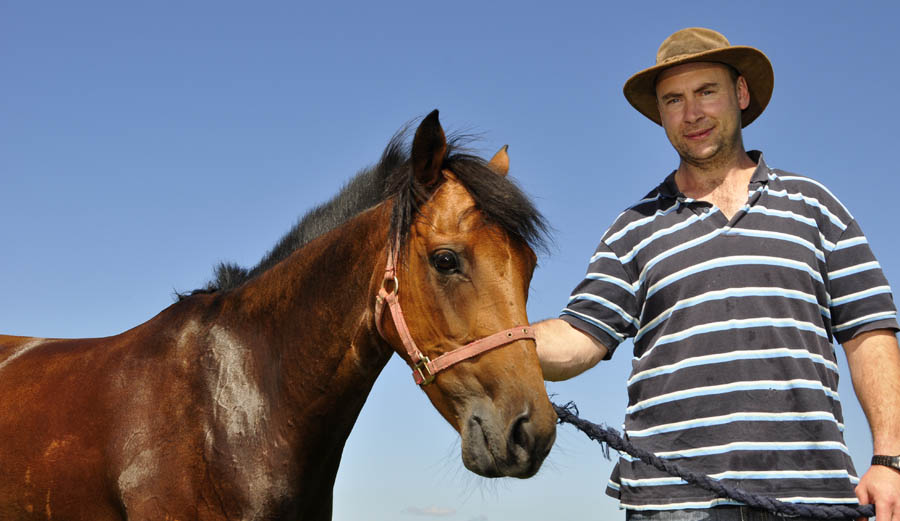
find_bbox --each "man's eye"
[431,250,460,274]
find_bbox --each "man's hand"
[845,329,900,521]
[855,464,900,521]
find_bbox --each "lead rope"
[552,402,875,520]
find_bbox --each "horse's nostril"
[510,413,534,451]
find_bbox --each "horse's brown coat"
[0,112,555,520]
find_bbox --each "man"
[535,27,900,521]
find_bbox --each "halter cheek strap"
[374,238,535,385]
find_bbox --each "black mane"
[182,126,550,298]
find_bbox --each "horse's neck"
[208,203,395,478]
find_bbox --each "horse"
[0,110,557,520]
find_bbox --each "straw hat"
[623,27,774,128]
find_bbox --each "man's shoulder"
[754,153,834,197]
[766,167,852,219]
[601,186,678,244]
[770,167,830,193]
[614,185,670,217]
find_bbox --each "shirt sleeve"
[826,218,899,344]
[560,240,640,359]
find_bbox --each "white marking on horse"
[207,326,279,517]
[177,320,201,349]
[0,338,48,372]
[208,326,267,438]
[116,374,159,502]
[117,448,157,494]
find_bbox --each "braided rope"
[552,402,874,520]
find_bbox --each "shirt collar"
[657,150,771,200]
[747,150,771,186]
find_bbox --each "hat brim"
[623,46,774,128]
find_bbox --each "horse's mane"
[181,126,550,298]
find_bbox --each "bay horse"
[0,110,556,520]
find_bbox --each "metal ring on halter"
[381,274,399,296]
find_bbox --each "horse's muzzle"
[460,400,556,478]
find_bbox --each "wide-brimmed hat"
[623,27,774,128]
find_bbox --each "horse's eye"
[431,250,460,274]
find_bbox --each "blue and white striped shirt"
[561,152,898,511]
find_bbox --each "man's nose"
[683,97,705,123]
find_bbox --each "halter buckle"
[414,356,435,386]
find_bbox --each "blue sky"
[2,2,899,520]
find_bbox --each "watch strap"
[871,455,900,470]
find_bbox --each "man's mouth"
[685,127,713,140]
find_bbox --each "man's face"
[655,62,750,168]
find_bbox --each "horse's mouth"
[459,401,556,478]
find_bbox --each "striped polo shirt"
[560,151,899,511]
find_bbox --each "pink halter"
[374,238,536,385]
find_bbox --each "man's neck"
[674,149,758,220]
[674,149,757,199]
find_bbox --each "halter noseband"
[374,237,535,385]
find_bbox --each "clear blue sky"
[2,2,899,520]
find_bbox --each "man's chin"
[677,145,721,166]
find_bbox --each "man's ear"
[737,76,751,111]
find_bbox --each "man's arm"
[843,328,900,521]
[534,318,608,381]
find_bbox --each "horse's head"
[375,111,556,478]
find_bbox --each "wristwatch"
[871,455,900,470]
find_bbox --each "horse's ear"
[487,145,510,176]
[411,109,447,187]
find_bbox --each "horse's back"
[0,299,288,520]
[0,334,50,367]
[0,333,125,399]
[0,311,220,519]
[0,333,132,518]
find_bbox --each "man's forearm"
[534,318,608,381]
[844,329,900,454]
